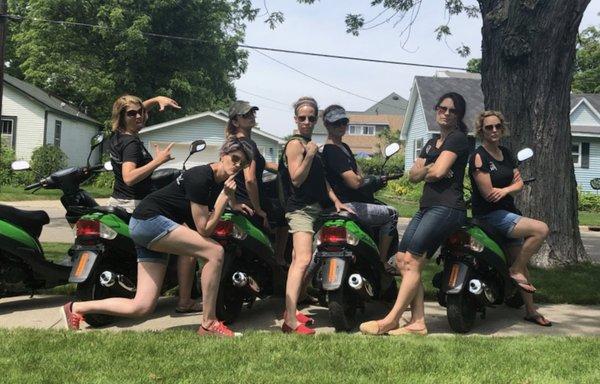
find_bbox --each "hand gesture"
[154,96,181,112]
[223,175,237,199]
[305,141,318,157]
[233,203,254,216]
[154,143,174,165]
[486,187,507,203]
[335,201,356,214]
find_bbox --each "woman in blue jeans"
[470,110,551,326]
[360,92,470,336]
[61,138,254,337]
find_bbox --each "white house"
[401,73,600,191]
[1,74,101,166]
[139,111,285,169]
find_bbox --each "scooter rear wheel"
[328,283,357,332]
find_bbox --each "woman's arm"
[192,177,236,236]
[425,151,458,182]
[243,159,266,218]
[326,181,355,214]
[142,96,181,112]
[264,162,278,173]
[506,169,524,196]
[340,170,363,190]
[122,143,174,186]
[408,158,430,183]
[287,140,317,187]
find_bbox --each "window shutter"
[581,142,590,169]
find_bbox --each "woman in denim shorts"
[360,92,470,336]
[470,111,551,326]
[61,138,255,337]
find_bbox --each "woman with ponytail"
[360,92,470,336]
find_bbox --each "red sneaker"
[281,322,316,335]
[197,321,240,337]
[60,302,84,331]
[283,310,315,326]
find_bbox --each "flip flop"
[175,301,203,313]
[524,314,552,327]
[510,275,536,293]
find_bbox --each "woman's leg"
[346,202,398,262]
[150,225,224,328]
[284,231,313,328]
[176,255,201,309]
[508,217,549,282]
[72,262,166,317]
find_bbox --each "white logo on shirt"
[489,162,497,172]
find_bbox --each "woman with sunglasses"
[279,96,353,334]
[321,104,398,268]
[360,92,470,336]
[107,94,202,314]
[61,138,254,337]
[226,101,289,266]
[470,111,551,326]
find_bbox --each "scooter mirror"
[90,132,105,149]
[384,142,401,158]
[517,147,534,162]
[189,140,206,155]
[104,161,113,171]
[11,160,31,171]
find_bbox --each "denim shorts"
[398,206,466,258]
[129,216,180,264]
[476,210,524,246]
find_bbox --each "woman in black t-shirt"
[360,92,469,336]
[225,100,288,265]
[279,97,352,335]
[321,104,398,266]
[470,110,551,326]
[61,138,254,337]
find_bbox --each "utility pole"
[0,0,7,149]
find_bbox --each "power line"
[236,88,290,108]
[5,13,467,71]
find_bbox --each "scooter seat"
[93,206,131,224]
[0,204,50,239]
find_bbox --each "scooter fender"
[68,245,102,283]
[443,261,470,294]
[321,257,348,291]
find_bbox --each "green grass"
[0,185,111,201]
[41,243,600,304]
[0,330,598,383]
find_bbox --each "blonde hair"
[111,95,145,132]
[474,110,509,139]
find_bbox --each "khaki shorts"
[285,203,322,234]
[108,197,142,214]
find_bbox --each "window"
[414,138,424,160]
[362,125,375,135]
[54,120,62,147]
[1,118,15,149]
[572,142,582,167]
[348,125,357,135]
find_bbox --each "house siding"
[403,98,430,171]
[46,113,100,166]
[2,85,45,160]
[574,138,600,192]
[571,103,600,126]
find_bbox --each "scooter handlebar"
[382,173,403,182]
[24,181,42,190]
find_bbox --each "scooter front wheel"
[446,292,477,333]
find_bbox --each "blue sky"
[233,0,600,138]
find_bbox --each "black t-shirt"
[469,145,519,216]
[109,132,153,200]
[322,143,373,204]
[133,164,224,229]
[419,130,469,210]
[234,138,266,207]
[279,136,330,212]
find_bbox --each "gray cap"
[229,100,258,118]
[323,106,349,124]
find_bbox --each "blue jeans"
[476,210,524,246]
[398,206,466,258]
[129,216,180,264]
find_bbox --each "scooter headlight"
[99,223,118,240]
[468,237,484,253]
[231,224,247,240]
[346,231,359,246]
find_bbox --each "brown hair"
[219,137,254,164]
[293,96,318,117]
[474,110,509,139]
[111,95,145,133]
[225,118,238,138]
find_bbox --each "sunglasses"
[125,108,144,118]
[436,106,457,115]
[484,123,504,131]
[229,153,248,168]
[330,119,348,128]
[297,115,317,123]
[239,110,256,119]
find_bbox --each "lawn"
[0,185,112,201]
[0,330,598,383]
[43,243,600,305]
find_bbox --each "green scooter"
[433,148,534,333]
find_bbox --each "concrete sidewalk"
[1,294,598,336]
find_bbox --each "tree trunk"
[479,0,591,267]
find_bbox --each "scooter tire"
[504,292,524,309]
[446,292,477,334]
[215,282,244,325]
[328,284,357,332]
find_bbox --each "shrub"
[0,146,15,186]
[579,190,600,212]
[91,153,114,189]
[29,145,68,178]
[356,154,404,176]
